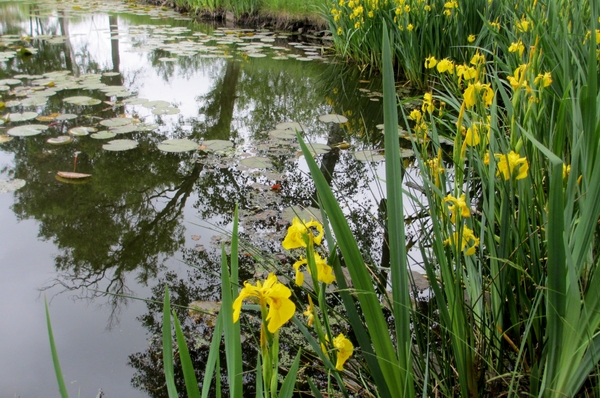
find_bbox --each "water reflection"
[0,0,390,394]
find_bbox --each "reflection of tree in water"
[129,248,259,398]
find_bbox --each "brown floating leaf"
[56,171,92,179]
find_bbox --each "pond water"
[0,0,419,396]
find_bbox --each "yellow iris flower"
[232,273,296,333]
[444,225,479,255]
[424,55,437,69]
[303,295,315,326]
[463,82,494,108]
[282,217,324,250]
[494,151,529,180]
[443,193,471,223]
[292,253,336,286]
[436,58,454,74]
[333,333,354,371]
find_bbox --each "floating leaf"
[69,126,97,136]
[157,138,198,153]
[303,142,330,154]
[99,117,133,127]
[8,112,38,122]
[240,156,272,169]
[57,171,91,179]
[122,97,149,105]
[269,129,297,140]
[282,205,323,223]
[0,178,26,193]
[276,121,305,131]
[20,97,48,106]
[110,125,138,134]
[202,139,233,152]
[353,150,385,162]
[63,96,102,106]
[143,100,171,109]
[47,136,73,145]
[4,100,22,107]
[319,114,348,123]
[102,139,138,151]
[152,107,180,115]
[102,72,121,77]
[0,135,14,143]
[0,78,22,86]
[91,131,117,139]
[55,114,77,121]
[7,124,48,136]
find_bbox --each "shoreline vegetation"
[47,0,600,396]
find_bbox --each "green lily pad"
[20,97,48,107]
[102,72,121,77]
[304,142,331,155]
[202,139,233,152]
[69,126,97,136]
[91,131,117,139]
[63,96,102,106]
[122,97,149,105]
[157,138,198,153]
[0,78,22,86]
[276,121,305,131]
[7,124,48,136]
[136,123,158,131]
[4,100,22,107]
[47,135,73,145]
[282,205,323,223]
[143,100,170,109]
[99,118,133,127]
[110,125,138,134]
[240,156,272,169]
[102,139,138,151]
[269,129,297,140]
[353,150,384,162]
[8,112,38,122]
[55,114,78,121]
[319,114,348,123]
[152,107,180,115]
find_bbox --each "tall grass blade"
[278,350,301,398]
[202,312,224,398]
[173,310,201,398]
[220,205,243,398]
[162,286,178,398]
[45,297,69,398]
[381,20,414,396]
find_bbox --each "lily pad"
[0,135,14,143]
[8,112,38,122]
[21,97,49,106]
[201,139,233,152]
[303,142,331,155]
[143,100,170,109]
[99,118,133,127]
[0,78,22,86]
[47,136,73,145]
[63,96,102,106]
[282,205,323,223]
[276,121,305,131]
[55,114,78,121]
[7,124,48,136]
[110,125,138,134]
[102,139,138,151]
[122,97,149,105]
[319,114,348,123]
[157,138,198,153]
[353,150,385,162]
[0,178,26,194]
[240,156,272,169]
[69,126,97,136]
[91,131,117,139]
[152,107,180,115]
[269,129,297,140]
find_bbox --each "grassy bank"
[146,0,328,30]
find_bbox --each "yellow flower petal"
[333,333,354,371]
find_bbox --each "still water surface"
[0,0,397,396]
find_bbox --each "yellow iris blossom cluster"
[484,151,529,180]
[232,273,296,333]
